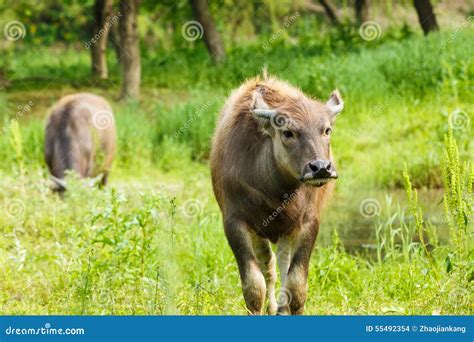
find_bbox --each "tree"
[91,0,113,79]
[189,0,225,63]
[317,0,340,26]
[108,18,122,62]
[355,0,370,24]
[118,0,141,100]
[413,0,439,35]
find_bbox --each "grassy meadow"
[0,24,473,314]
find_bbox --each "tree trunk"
[91,0,113,79]
[118,0,141,100]
[317,0,340,25]
[189,0,225,63]
[109,15,122,62]
[413,0,439,35]
[355,0,370,24]
[251,1,264,35]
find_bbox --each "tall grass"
[443,126,473,278]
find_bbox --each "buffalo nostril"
[326,162,332,171]
[309,161,322,173]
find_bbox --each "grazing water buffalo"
[45,93,116,194]
[210,75,343,315]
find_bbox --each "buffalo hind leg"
[224,218,266,315]
[276,236,292,315]
[252,235,277,315]
[286,227,318,315]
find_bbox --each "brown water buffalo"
[210,75,344,315]
[45,93,116,194]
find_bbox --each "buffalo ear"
[251,90,276,135]
[326,90,344,120]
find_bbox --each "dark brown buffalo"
[210,75,344,315]
[45,93,116,194]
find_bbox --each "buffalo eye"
[324,127,332,136]
[282,130,294,139]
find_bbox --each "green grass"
[0,28,473,314]
[0,156,471,314]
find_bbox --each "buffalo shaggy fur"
[44,93,116,193]
[210,75,343,315]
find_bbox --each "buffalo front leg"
[252,235,277,315]
[224,218,266,315]
[285,226,318,315]
[100,171,109,187]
